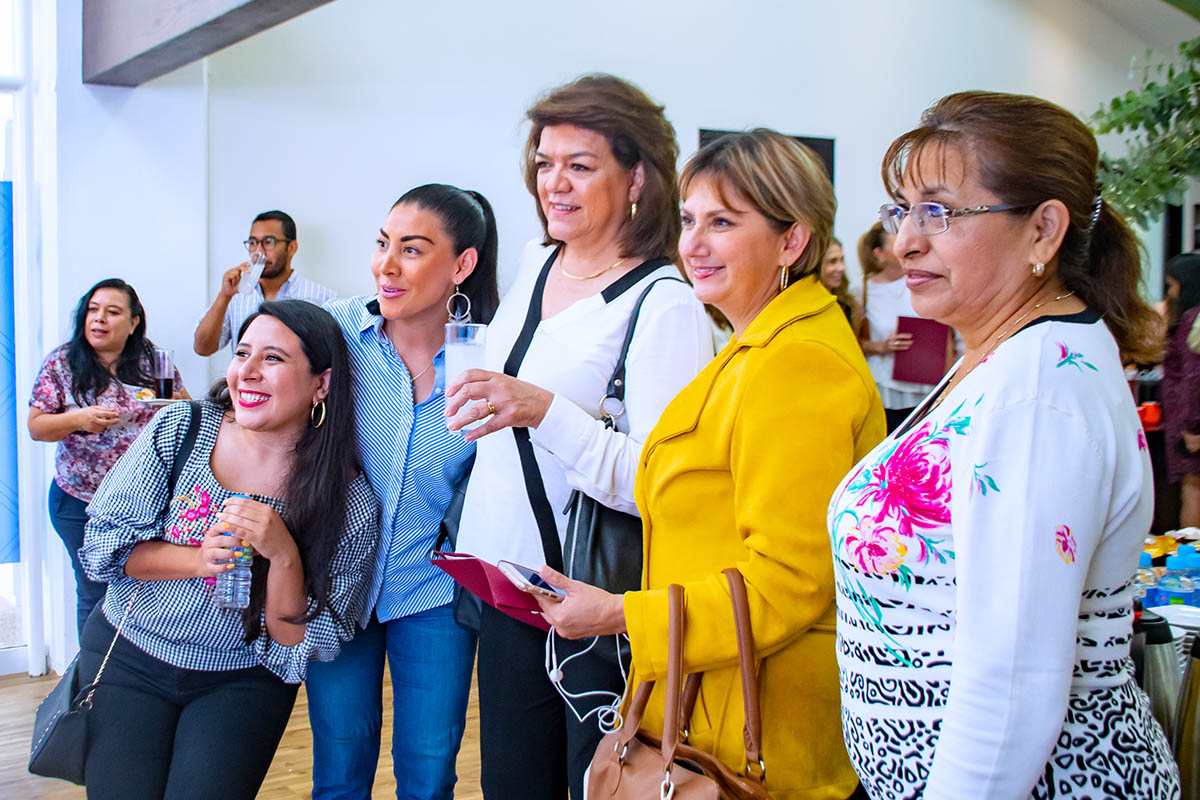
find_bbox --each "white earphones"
[544,629,630,734]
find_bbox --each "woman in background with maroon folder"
[857,221,931,432]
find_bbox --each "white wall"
[55,10,207,387]
[198,0,1198,386]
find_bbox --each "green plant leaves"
[1091,35,1200,228]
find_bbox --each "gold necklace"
[931,290,1077,407]
[409,360,435,383]
[560,257,626,281]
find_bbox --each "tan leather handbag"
[587,568,770,800]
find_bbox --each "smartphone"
[498,560,566,601]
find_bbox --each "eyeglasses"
[243,236,292,251]
[878,201,1034,235]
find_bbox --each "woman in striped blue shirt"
[311,184,499,799]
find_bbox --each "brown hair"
[857,221,889,279]
[679,128,835,283]
[882,90,1160,363]
[523,74,680,260]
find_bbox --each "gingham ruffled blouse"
[81,400,381,683]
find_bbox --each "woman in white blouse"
[827,91,1178,799]
[858,221,934,432]
[445,74,713,799]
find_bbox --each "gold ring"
[486,399,497,416]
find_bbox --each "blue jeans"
[48,481,107,640]
[306,604,476,800]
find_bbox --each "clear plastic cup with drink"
[152,348,174,400]
[445,322,487,434]
[238,252,267,295]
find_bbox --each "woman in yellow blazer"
[538,129,885,799]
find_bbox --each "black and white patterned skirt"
[843,680,1180,800]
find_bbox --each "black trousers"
[77,607,298,799]
[476,603,626,800]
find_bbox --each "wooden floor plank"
[0,671,483,798]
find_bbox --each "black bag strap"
[602,276,687,418]
[505,249,671,572]
[169,401,202,497]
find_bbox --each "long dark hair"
[66,279,154,405]
[882,90,1162,364]
[1167,252,1200,328]
[394,183,500,324]
[207,300,358,642]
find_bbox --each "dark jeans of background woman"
[47,481,106,638]
[77,608,298,800]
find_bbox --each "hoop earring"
[446,286,472,323]
[779,265,790,292]
[629,202,638,220]
[310,400,326,429]
[1032,262,1045,278]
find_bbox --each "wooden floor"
[0,672,484,799]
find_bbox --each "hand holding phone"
[498,560,566,602]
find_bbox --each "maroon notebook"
[431,551,550,631]
[892,316,951,386]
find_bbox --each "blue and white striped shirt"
[324,296,475,624]
[218,272,338,353]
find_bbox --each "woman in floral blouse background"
[827,92,1179,799]
[28,278,186,637]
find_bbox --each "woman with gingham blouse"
[77,300,380,800]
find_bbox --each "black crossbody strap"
[505,250,671,572]
[606,276,687,403]
[169,401,202,497]
[505,248,565,572]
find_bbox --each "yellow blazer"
[624,276,886,799]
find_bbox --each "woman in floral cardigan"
[826,91,1177,799]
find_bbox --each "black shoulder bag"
[29,401,202,785]
[561,275,685,594]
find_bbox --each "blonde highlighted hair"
[679,128,835,284]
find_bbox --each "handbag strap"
[659,583,686,770]
[600,276,686,419]
[724,567,764,778]
[505,247,565,572]
[614,584,682,754]
[170,401,202,497]
[80,400,202,708]
[504,248,671,572]
[79,582,140,708]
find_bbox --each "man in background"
[194,210,337,356]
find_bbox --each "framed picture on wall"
[698,129,835,183]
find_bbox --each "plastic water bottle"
[1138,552,1162,609]
[1184,555,1200,607]
[1155,556,1195,607]
[214,495,254,609]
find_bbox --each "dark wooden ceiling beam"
[83,0,336,87]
